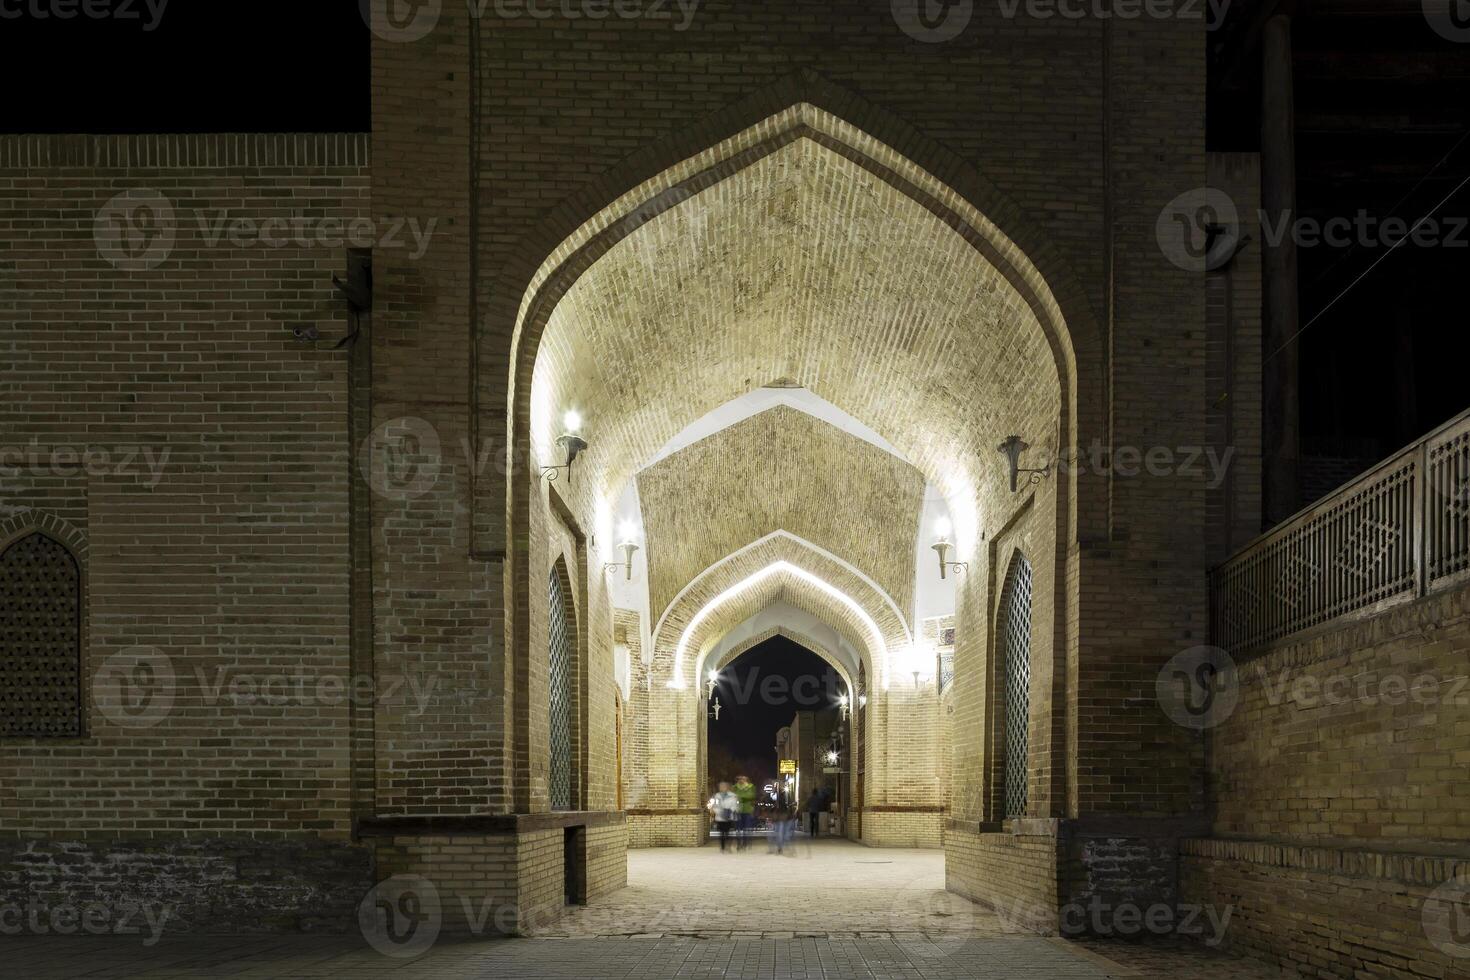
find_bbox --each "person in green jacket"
[732,775,757,851]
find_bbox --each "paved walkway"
[2,838,1299,979]
[548,835,974,937]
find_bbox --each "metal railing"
[1210,408,1470,654]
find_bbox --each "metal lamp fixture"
[930,515,967,579]
[997,434,1051,493]
[706,667,720,699]
[603,519,641,580]
[541,410,588,483]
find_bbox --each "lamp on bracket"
[930,515,967,580]
[603,519,641,581]
[541,410,588,483]
[997,435,1051,493]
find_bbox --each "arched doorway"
[704,635,847,843]
[506,89,1085,923]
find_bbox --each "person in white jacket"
[707,781,740,852]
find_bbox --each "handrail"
[1210,407,1470,654]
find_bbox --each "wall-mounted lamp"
[997,435,1051,493]
[603,519,641,580]
[858,694,867,709]
[837,693,850,722]
[706,667,720,699]
[541,410,588,483]
[930,516,968,580]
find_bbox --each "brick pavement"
[1,839,1300,978]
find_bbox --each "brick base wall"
[945,827,1059,933]
[586,822,629,901]
[0,836,371,933]
[627,812,704,848]
[368,817,629,937]
[1181,838,1469,979]
[863,810,945,848]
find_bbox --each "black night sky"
[0,2,370,134]
[706,637,842,788]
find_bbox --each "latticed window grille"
[998,553,1033,818]
[547,569,573,810]
[1,532,82,737]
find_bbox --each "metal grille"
[1211,408,1470,653]
[934,620,955,693]
[1,532,82,737]
[999,554,1033,818]
[1428,424,1470,585]
[547,570,572,810]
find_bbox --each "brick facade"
[0,0,1280,947]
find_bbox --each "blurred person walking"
[733,774,756,851]
[768,799,796,854]
[806,788,824,837]
[708,781,739,852]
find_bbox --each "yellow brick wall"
[0,133,368,839]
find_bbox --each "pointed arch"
[710,623,856,699]
[0,525,85,737]
[547,556,576,811]
[500,77,1092,822]
[996,551,1035,819]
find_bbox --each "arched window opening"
[998,553,1033,819]
[547,568,574,810]
[855,662,866,813]
[1,532,82,737]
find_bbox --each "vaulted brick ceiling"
[636,404,924,622]
[529,131,1063,575]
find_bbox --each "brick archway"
[505,86,1083,839]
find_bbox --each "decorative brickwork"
[638,406,924,619]
[0,532,82,737]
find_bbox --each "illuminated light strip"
[653,530,911,651]
[668,560,887,689]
